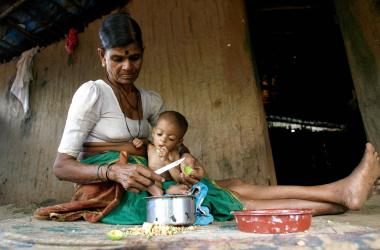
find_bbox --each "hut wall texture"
[335,0,380,150]
[0,0,275,205]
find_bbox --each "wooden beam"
[0,0,28,20]
[335,0,380,150]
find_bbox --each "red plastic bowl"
[231,209,312,234]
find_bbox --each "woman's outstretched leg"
[240,198,347,216]
[217,143,380,212]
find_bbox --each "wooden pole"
[335,0,380,150]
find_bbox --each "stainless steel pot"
[146,195,196,226]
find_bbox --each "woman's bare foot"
[340,143,380,210]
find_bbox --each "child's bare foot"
[340,143,380,210]
[166,184,189,195]
[147,184,164,196]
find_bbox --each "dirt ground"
[0,196,379,249]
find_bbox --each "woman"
[35,13,380,224]
[53,12,166,191]
[34,13,203,224]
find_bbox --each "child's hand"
[166,184,189,195]
[179,153,205,187]
[132,138,144,148]
[156,146,169,161]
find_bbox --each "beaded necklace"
[124,90,141,139]
[108,78,141,140]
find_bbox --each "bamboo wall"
[335,0,380,151]
[0,0,275,205]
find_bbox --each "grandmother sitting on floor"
[34,13,380,224]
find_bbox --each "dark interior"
[0,0,129,63]
[245,0,367,185]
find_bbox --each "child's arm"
[179,153,206,185]
[82,141,146,156]
[168,167,182,183]
[132,138,150,149]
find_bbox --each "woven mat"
[1,216,380,250]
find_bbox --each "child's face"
[152,119,183,152]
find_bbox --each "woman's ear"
[97,48,106,67]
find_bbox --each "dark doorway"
[245,0,367,185]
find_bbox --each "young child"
[142,111,244,219]
[134,111,191,196]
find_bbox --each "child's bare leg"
[219,143,380,211]
[240,198,347,216]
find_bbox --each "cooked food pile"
[107,222,197,240]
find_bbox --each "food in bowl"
[231,209,312,234]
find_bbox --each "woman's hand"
[179,153,205,187]
[109,152,164,192]
[109,163,165,192]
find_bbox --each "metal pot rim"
[145,194,195,199]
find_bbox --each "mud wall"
[0,0,275,205]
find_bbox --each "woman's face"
[99,43,143,86]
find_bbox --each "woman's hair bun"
[99,13,143,49]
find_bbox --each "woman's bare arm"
[53,152,164,191]
[53,153,102,184]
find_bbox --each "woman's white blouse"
[58,80,165,157]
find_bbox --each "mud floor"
[0,196,379,249]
